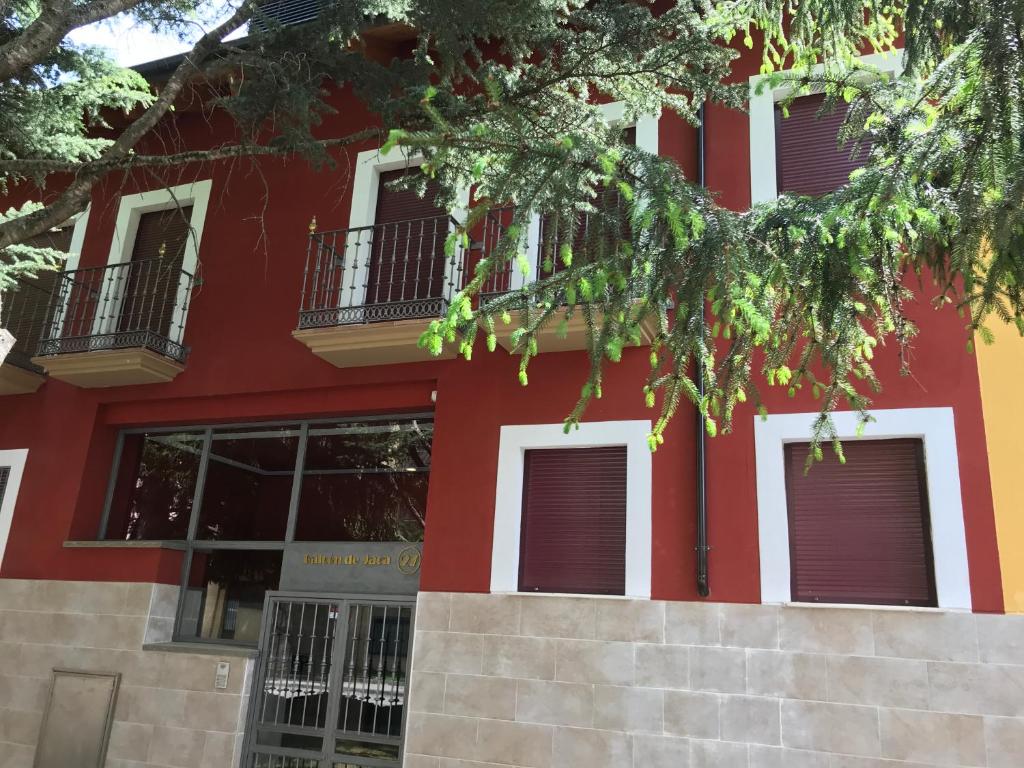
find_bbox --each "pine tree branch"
[0,0,149,81]
[0,1,254,251]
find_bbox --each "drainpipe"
[695,102,710,598]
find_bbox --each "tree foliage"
[1,0,1023,455]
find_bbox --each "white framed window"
[0,449,28,570]
[95,180,212,336]
[748,50,904,204]
[490,419,653,598]
[754,407,972,610]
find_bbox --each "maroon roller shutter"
[775,93,870,196]
[367,170,447,305]
[519,446,627,595]
[118,207,192,336]
[784,439,937,606]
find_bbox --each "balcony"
[31,259,194,388]
[293,215,463,367]
[0,278,55,394]
[479,209,658,353]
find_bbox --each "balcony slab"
[0,363,45,395]
[488,306,660,354]
[31,348,185,388]
[293,319,457,368]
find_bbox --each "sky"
[67,8,246,68]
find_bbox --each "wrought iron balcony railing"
[35,259,194,363]
[298,215,466,329]
[0,278,58,373]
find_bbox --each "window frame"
[489,420,653,599]
[0,448,29,571]
[98,412,434,646]
[747,50,904,205]
[753,407,972,610]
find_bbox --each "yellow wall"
[977,322,1024,613]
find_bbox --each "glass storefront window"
[100,415,431,646]
[178,549,283,643]
[295,420,431,542]
[196,425,299,541]
[105,431,203,540]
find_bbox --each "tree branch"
[0,0,148,81]
[0,1,254,251]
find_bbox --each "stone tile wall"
[405,593,1024,768]
[0,578,254,768]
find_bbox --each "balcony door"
[362,170,449,321]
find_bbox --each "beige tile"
[689,739,748,768]
[985,715,1024,768]
[147,725,206,768]
[143,616,174,645]
[0,645,22,677]
[482,634,556,680]
[720,604,779,650]
[516,679,593,727]
[747,745,829,768]
[33,580,129,616]
[595,599,664,643]
[664,690,720,739]
[977,614,1024,665]
[552,726,631,768]
[404,712,479,760]
[413,631,483,675]
[555,639,633,685]
[879,708,985,765]
[0,742,33,768]
[781,700,879,756]
[115,685,188,728]
[633,734,690,768]
[405,757,441,768]
[0,676,48,712]
[720,695,781,746]
[409,671,446,714]
[635,643,689,689]
[149,584,180,620]
[779,608,873,655]
[665,602,720,646]
[828,758,938,768]
[475,718,553,768]
[928,660,1024,716]
[181,691,243,733]
[518,597,596,640]
[450,594,521,635]
[827,655,929,709]
[123,583,154,617]
[438,761,516,768]
[416,593,452,632]
[159,653,245,694]
[593,685,663,733]
[689,646,745,693]
[445,674,516,720]
[745,650,827,701]
[873,610,978,662]
[200,732,237,768]
[107,721,153,761]
[0,708,41,746]
[0,581,35,611]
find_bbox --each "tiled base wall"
[406,593,1024,768]
[0,578,254,768]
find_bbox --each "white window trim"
[754,407,972,610]
[748,50,905,205]
[62,206,91,273]
[0,449,28,571]
[490,419,653,599]
[95,180,213,336]
[346,148,470,310]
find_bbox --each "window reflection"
[106,432,203,540]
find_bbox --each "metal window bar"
[298,215,463,329]
[0,278,59,372]
[35,259,194,363]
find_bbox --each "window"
[490,420,652,598]
[0,449,28,570]
[774,93,871,196]
[519,447,627,594]
[100,415,432,644]
[754,407,972,609]
[784,439,936,606]
[748,51,904,204]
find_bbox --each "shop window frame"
[97,412,434,647]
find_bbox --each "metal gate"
[242,593,415,768]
